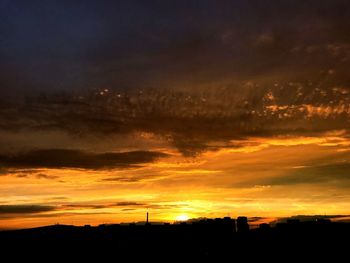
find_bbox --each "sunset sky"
[1,0,350,229]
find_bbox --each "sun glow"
[175,214,189,221]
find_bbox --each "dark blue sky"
[0,0,349,94]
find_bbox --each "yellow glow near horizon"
[175,214,189,221]
[2,134,350,229]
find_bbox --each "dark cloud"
[0,168,49,178]
[0,168,8,175]
[0,149,169,170]
[273,215,350,224]
[58,201,182,211]
[263,162,350,186]
[101,174,162,183]
[8,171,58,180]
[62,204,108,209]
[0,205,56,214]
[35,173,58,180]
[2,81,350,155]
[0,211,113,220]
[34,201,183,212]
[72,201,186,210]
[0,201,182,219]
[114,202,145,207]
[47,197,69,201]
[0,0,349,94]
[101,177,141,183]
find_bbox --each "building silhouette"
[1,215,349,260]
[237,216,249,233]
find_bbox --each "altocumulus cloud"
[0,149,169,170]
[2,83,350,156]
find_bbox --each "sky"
[1,0,350,229]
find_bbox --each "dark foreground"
[1,217,349,260]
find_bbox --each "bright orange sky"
[2,131,350,229]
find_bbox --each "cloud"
[114,202,145,207]
[1,82,350,156]
[101,173,164,183]
[273,215,350,224]
[0,168,53,178]
[265,162,350,186]
[101,177,142,183]
[0,205,56,215]
[35,173,59,180]
[59,201,186,210]
[0,201,183,220]
[47,197,69,201]
[112,201,182,210]
[0,149,169,170]
[61,204,108,210]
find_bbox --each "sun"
[175,214,189,221]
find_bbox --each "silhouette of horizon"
[2,213,350,231]
[1,214,349,260]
